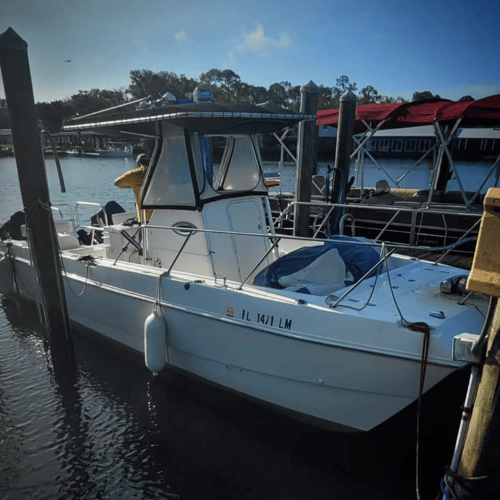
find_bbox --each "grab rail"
[58,200,479,299]
[339,213,356,237]
[75,201,108,227]
[125,223,476,288]
[325,248,396,308]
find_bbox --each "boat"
[316,96,500,205]
[264,172,281,187]
[96,141,134,158]
[43,146,67,157]
[0,99,488,432]
[270,96,500,260]
[0,146,14,157]
[65,146,101,158]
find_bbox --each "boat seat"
[58,233,81,250]
[54,220,72,233]
[20,221,80,250]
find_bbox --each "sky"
[1,0,499,104]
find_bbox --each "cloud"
[237,24,291,56]
[174,30,188,43]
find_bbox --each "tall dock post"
[330,90,356,233]
[451,316,500,498]
[442,187,500,499]
[293,81,318,237]
[0,28,75,368]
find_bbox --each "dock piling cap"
[466,187,500,297]
[483,187,500,210]
[0,28,28,51]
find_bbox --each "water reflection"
[1,290,467,500]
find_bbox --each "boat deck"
[396,249,473,270]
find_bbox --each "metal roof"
[63,102,315,136]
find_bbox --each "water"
[0,155,485,499]
[266,156,499,196]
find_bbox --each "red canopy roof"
[317,95,500,132]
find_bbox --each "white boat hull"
[7,245,464,432]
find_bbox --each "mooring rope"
[383,250,432,500]
[25,225,50,335]
[61,256,93,298]
[153,270,169,314]
[5,243,21,299]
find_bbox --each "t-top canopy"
[63,102,315,137]
[317,95,500,132]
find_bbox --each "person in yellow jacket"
[114,153,153,223]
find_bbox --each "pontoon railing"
[273,199,481,252]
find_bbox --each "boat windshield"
[208,135,261,192]
[142,123,197,207]
[142,123,266,209]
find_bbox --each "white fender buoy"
[144,309,167,376]
[0,253,14,297]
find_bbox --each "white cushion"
[278,248,347,291]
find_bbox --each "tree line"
[0,68,476,133]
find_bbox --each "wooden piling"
[454,306,500,497]
[293,81,318,237]
[330,91,356,233]
[0,28,75,367]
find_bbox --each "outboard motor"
[0,211,26,241]
[90,201,125,227]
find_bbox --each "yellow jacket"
[114,165,153,223]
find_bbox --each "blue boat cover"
[253,236,380,295]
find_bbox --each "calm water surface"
[0,155,485,499]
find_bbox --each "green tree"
[320,75,358,110]
[176,73,198,99]
[68,88,126,117]
[412,90,441,101]
[199,68,225,101]
[336,75,357,93]
[128,70,167,99]
[316,85,335,110]
[267,82,288,108]
[127,70,197,101]
[35,100,76,132]
[458,95,475,102]
[199,68,242,102]
[358,85,381,105]
[220,69,241,102]
[236,82,268,105]
[380,95,407,104]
